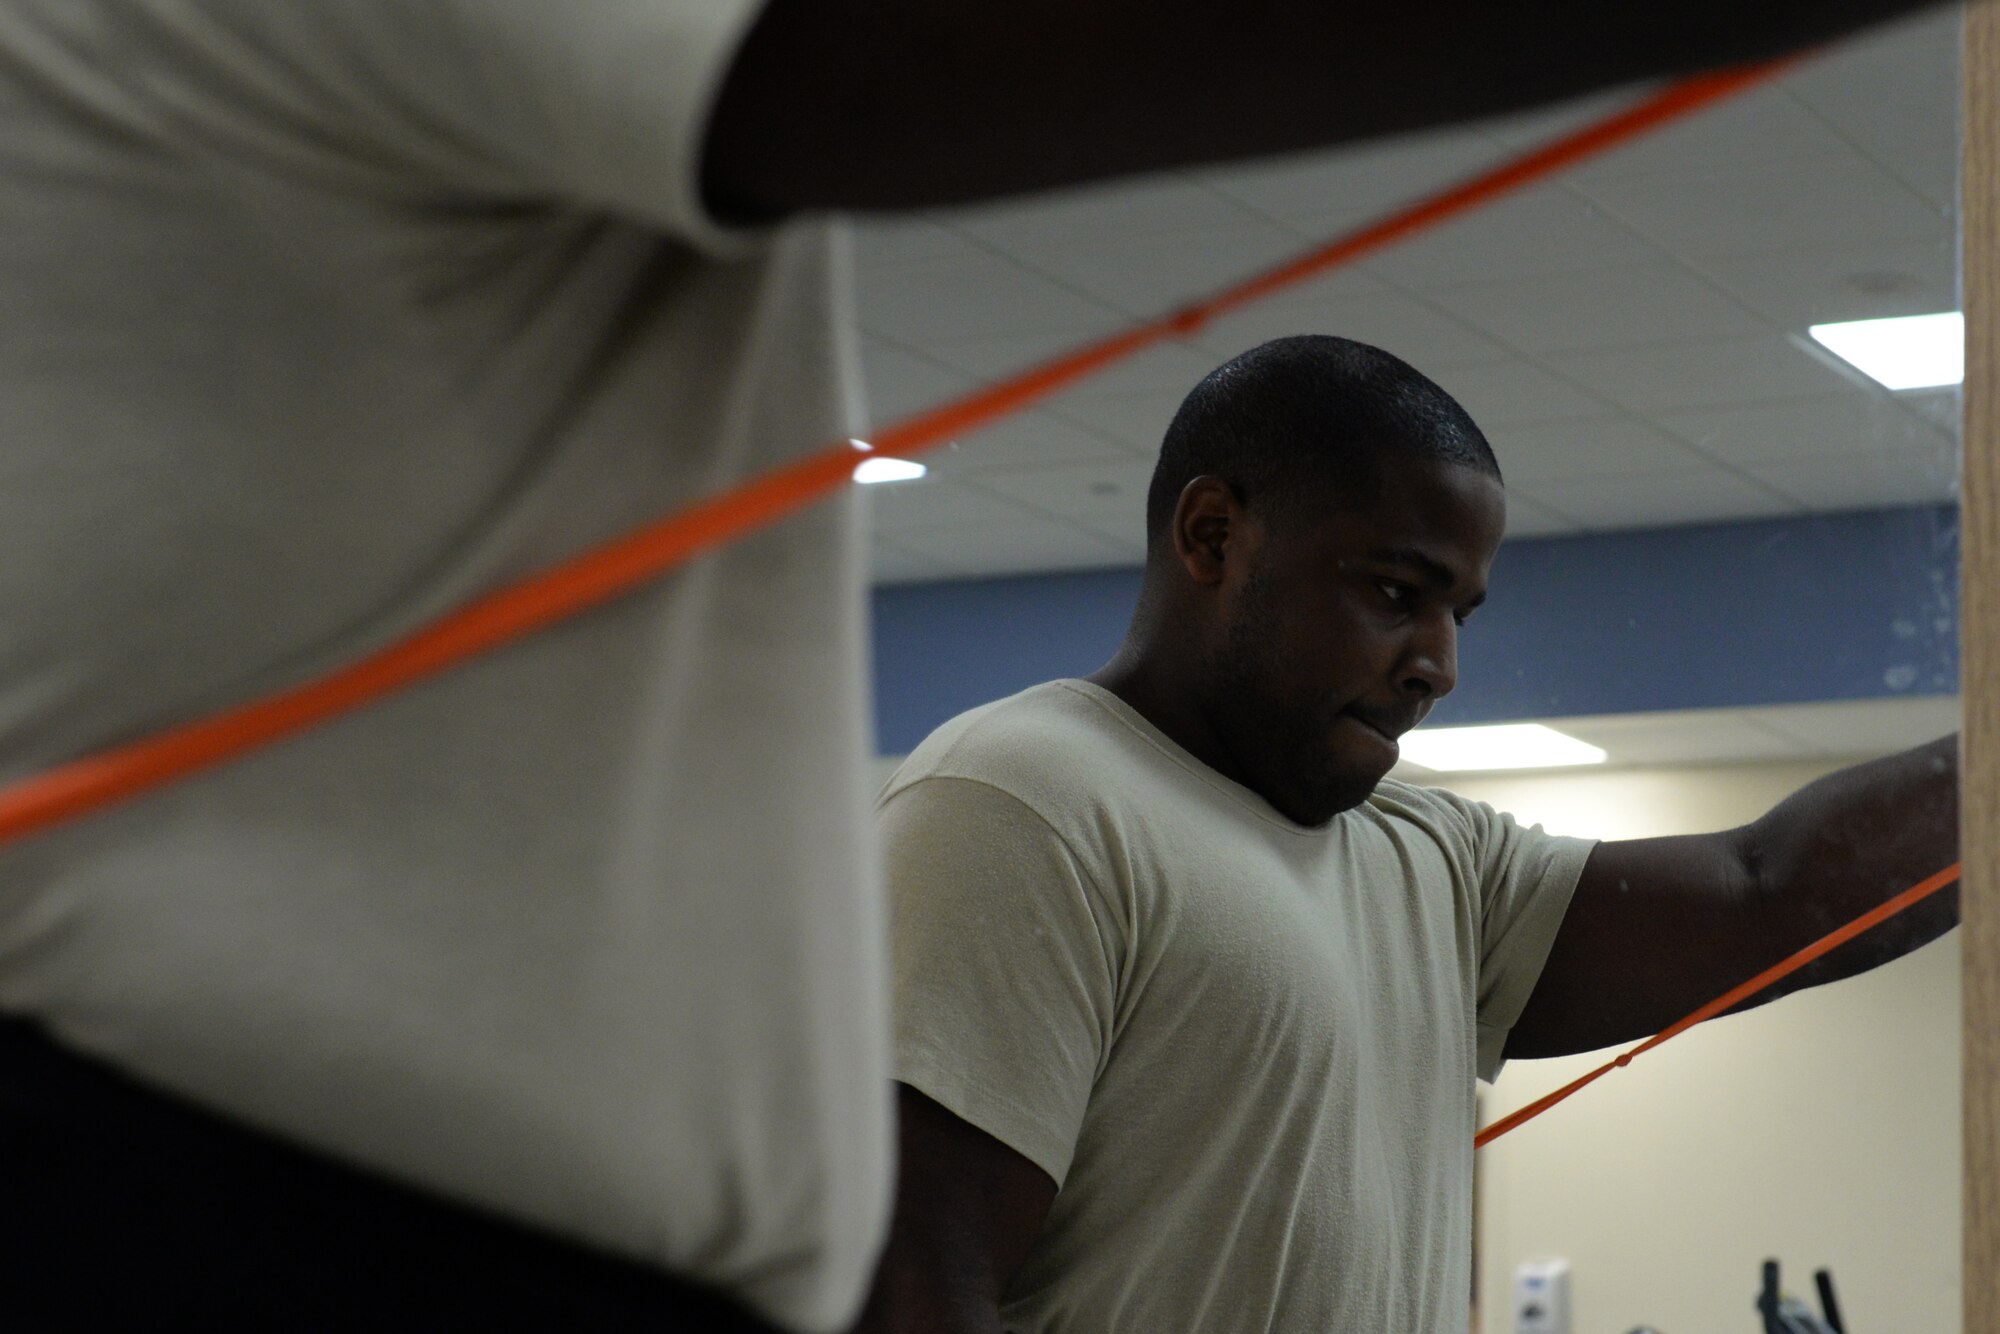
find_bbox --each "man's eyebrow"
[1367,547,1490,608]
[1367,547,1457,589]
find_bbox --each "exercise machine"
[1756,1259,1847,1334]
[1619,1257,1849,1334]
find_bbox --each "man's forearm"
[704,0,1953,217]
[1735,734,1960,1001]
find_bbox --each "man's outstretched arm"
[1506,735,1960,1060]
[704,0,1951,217]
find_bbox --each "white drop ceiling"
[851,7,1964,586]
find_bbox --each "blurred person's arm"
[704,0,1952,216]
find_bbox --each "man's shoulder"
[1366,777,1480,827]
[1364,778,1592,886]
[1359,778,1501,858]
[880,680,1146,810]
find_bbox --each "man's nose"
[1397,613,1458,700]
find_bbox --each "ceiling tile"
[1499,493,1585,539]
[942,175,1264,252]
[1869,138,1959,215]
[862,476,1051,535]
[1659,393,1949,468]
[906,329,1067,380]
[1540,336,1858,413]
[855,254,1124,342]
[1778,7,1961,152]
[850,217,991,270]
[1740,446,1961,512]
[1361,187,1667,290]
[1015,219,1330,315]
[1561,86,1858,184]
[1475,89,1647,150]
[885,518,1138,578]
[1201,131,1501,231]
[919,331,1208,395]
[1033,340,1221,403]
[1897,388,1962,438]
[942,410,1140,474]
[1189,289,1504,369]
[1511,465,1794,531]
[1687,238,1957,328]
[1051,389,1195,449]
[1060,511,1155,559]
[1431,265,1767,354]
[1431,358,1615,426]
[974,457,1157,539]
[858,341,981,424]
[1576,155,1949,256]
[1486,416,1711,484]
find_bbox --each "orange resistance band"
[1475,860,1964,1148]
[0,55,1958,1157]
[0,58,1794,846]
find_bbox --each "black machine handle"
[1758,1258,1848,1334]
[1760,1260,1784,1332]
[1814,1269,1847,1334]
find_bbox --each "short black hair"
[1143,335,1500,547]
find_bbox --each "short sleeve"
[879,776,1120,1188]
[1422,790,1596,1080]
[98,0,770,249]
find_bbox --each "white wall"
[1447,761,1960,1334]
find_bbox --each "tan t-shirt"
[882,680,1594,1333]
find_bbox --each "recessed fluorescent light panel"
[853,456,928,484]
[1808,311,1964,391]
[1398,723,1607,773]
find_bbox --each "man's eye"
[1377,582,1410,604]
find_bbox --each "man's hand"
[850,1084,1059,1334]
[1506,735,1960,1059]
[704,1,1952,219]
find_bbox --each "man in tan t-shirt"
[857,337,1960,1333]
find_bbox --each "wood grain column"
[1964,4,1998,1331]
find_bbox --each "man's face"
[1203,460,1506,826]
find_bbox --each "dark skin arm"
[1507,735,1959,1059]
[849,1084,1057,1334]
[703,1,1952,217]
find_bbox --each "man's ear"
[1171,476,1243,586]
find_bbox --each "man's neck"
[1087,645,1241,789]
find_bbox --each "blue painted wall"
[871,504,1959,754]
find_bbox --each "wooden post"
[1964,4,1998,1331]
